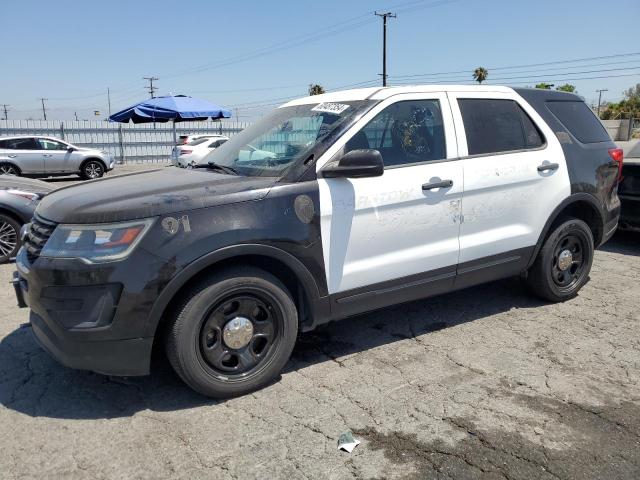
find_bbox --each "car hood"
[0,176,55,194]
[36,167,277,224]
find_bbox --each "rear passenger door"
[448,91,570,279]
[1,138,44,174]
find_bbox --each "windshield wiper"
[192,162,240,175]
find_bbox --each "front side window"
[346,99,446,167]
[458,99,544,156]
[203,101,374,177]
[37,138,67,150]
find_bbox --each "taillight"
[180,150,192,155]
[608,148,624,182]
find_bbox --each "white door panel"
[317,92,462,294]
[319,163,463,293]
[448,90,571,264]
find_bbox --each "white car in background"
[171,136,229,168]
[177,134,219,146]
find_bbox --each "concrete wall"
[601,119,632,141]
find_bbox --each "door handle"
[43,154,52,157]
[422,179,453,191]
[8,154,17,158]
[537,163,559,172]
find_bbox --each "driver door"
[37,138,72,173]
[317,93,463,307]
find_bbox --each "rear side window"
[187,138,210,146]
[546,101,610,143]
[1,138,38,150]
[458,99,544,155]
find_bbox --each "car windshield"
[201,100,373,177]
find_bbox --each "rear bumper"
[30,310,153,376]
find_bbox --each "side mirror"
[67,146,76,152]
[321,149,384,179]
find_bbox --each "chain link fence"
[0,120,252,163]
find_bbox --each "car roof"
[281,85,517,107]
[0,135,68,141]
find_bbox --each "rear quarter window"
[546,101,610,144]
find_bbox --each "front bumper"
[30,310,153,376]
[13,246,171,377]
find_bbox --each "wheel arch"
[144,244,325,340]
[80,157,107,172]
[528,193,605,268]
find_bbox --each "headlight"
[40,218,155,263]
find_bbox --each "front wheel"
[526,218,594,302]
[0,214,21,263]
[80,160,105,180]
[166,266,298,398]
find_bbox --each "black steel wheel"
[80,160,105,180]
[0,214,21,263]
[197,293,281,378]
[166,266,298,398]
[526,218,594,302]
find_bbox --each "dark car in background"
[0,176,53,262]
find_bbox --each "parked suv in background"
[171,135,229,168]
[0,136,115,179]
[13,86,621,398]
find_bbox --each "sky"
[1,0,638,121]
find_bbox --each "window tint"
[2,138,38,150]
[346,99,446,167]
[546,101,610,143]
[458,99,544,155]
[37,138,67,150]
[187,137,211,146]
[209,139,227,148]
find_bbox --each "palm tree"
[473,67,488,84]
[308,84,325,96]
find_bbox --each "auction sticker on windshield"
[311,102,350,114]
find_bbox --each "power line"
[143,77,159,99]
[390,52,640,80]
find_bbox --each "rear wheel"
[80,160,105,180]
[0,163,20,176]
[526,218,594,302]
[0,214,21,263]
[166,267,298,398]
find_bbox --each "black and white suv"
[14,85,622,398]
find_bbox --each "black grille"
[24,214,57,263]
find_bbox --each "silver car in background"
[0,136,115,179]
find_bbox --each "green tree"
[556,84,576,93]
[535,83,553,90]
[472,67,488,84]
[308,84,325,96]
[600,83,640,119]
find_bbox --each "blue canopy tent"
[109,94,232,143]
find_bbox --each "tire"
[80,160,105,180]
[166,266,298,398]
[526,218,594,302]
[0,214,21,263]
[0,163,20,176]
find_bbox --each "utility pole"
[374,11,396,87]
[107,87,112,117]
[74,112,79,121]
[596,89,608,118]
[143,76,159,98]
[1,104,9,120]
[39,98,48,121]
